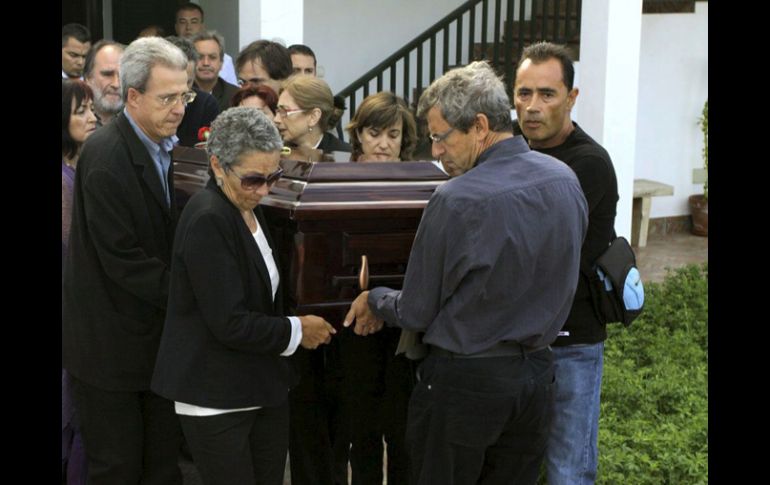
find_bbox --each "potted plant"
[688,99,708,236]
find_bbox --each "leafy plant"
[597,263,708,484]
[699,100,708,200]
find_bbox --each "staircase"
[335,0,582,134]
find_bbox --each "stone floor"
[180,231,708,485]
[634,230,708,283]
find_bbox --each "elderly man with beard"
[84,40,125,126]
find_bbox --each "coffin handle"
[358,255,369,291]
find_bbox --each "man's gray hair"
[417,61,512,133]
[207,107,283,169]
[84,40,125,79]
[192,30,226,61]
[120,37,188,101]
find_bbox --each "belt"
[429,342,550,359]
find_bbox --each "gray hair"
[164,35,199,63]
[120,37,188,101]
[192,30,226,61]
[207,107,283,169]
[416,61,512,133]
[84,39,125,79]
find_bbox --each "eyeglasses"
[276,105,307,118]
[237,77,265,87]
[154,91,197,107]
[428,127,455,144]
[226,167,284,190]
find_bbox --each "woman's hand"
[299,315,336,349]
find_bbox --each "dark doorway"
[62,0,185,43]
[62,0,103,40]
[112,0,183,44]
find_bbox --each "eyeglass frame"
[226,166,284,190]
[141,89,197,107]
[428,127,455,144]
[275,105,308,118]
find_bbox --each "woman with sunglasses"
[275,75,351,156]
[151,107,335,485]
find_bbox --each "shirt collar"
[123,108,178,154]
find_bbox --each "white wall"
[197,0,240,57]
[578,0,643,240]
[304,0,467,94]
[635,2,708,217]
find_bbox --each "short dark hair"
[84,40,125,79]
[230,84,279,114]
[176,2,204,19]
[235,40,293,82]
[165,35,199,63]
[288,44,316,67]
[518,41,575,91]
[62,79,94,159]
[62,23,91,47]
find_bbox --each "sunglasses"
[226,167,284,190]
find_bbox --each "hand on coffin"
[299,315,336,349]
[343,291,384,336]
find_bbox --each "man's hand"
[299,315,336,349]
[343,291,384,336]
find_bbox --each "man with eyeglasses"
[344,61,588,484]
[235,40,293,95]
[62,37,190,484]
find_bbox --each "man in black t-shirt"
[513,41,619,485]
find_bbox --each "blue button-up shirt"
[124,109,178,206]
[368,136,589,352]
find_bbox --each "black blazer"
[62,112,178,391]
[151,179,294,409]
[318,132,352,153]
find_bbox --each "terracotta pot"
[688,194,708,236]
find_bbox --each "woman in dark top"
[61,78,96,485]
[151,107,335,485]
[274,75,351,156]
[342,91,419,484]
[347,91,417,162]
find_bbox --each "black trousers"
[179,403,289,485]
[70,375,182,485]
[288,339,350,485]
[406,348,555,485]
[342,326,415,485]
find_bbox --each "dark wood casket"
[173,146,449,327]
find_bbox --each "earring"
[308,126,313,133]
[216,177,223,187]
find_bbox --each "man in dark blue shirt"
[344,61,588,485]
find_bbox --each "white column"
[578,0,643,239]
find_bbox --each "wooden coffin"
[172,145,449,327]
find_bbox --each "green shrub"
[598,263,708,484]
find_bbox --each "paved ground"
[634,231,708,283]
[180,230,708,484]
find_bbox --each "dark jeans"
[70,375,182,485]
[342,327,415,485]
[179,403,289,485]
[406,348,555,485]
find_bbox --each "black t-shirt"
[515,122,619,345]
